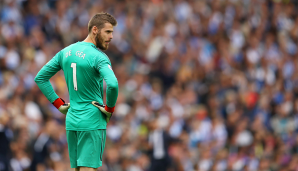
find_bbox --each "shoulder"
[94,49,111,64]
[57,43,77,56]
[60,42,97,56]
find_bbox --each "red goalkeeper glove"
[92,101,115,122]
[52,98,70,115]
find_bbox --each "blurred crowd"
[1,0,298,171]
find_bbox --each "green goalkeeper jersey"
[35,41,118,131]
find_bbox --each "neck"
[83,35,96,46]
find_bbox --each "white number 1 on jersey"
[71,63,77,91]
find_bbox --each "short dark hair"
[88,12,117,33]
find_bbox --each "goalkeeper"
[34,13,118,171]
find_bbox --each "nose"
[110,33,113,40]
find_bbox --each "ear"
[92,26,98,35]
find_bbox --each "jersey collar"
[79,41,103,51]
[79,41,95,46]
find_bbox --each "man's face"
[95,23,114,51]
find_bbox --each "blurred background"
[1,0,298,171]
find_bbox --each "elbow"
[34,75,42,85]
[111,81,119,90]
[34,75,39,84]
[108,80,118,91]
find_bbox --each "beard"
[95,32,108,50]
